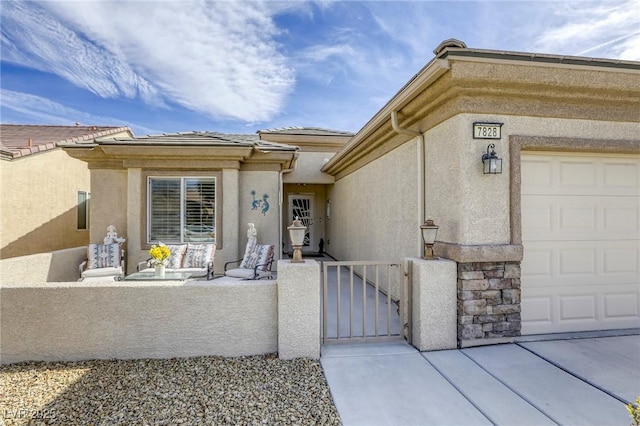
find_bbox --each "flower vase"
[154,264,165,277]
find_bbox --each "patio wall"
[1,280,278,364]
[0,246,85,283]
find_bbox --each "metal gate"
[322,261,410,344]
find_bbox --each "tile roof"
[1,124,132,160]
[92,131,299,152]
[258,126,354,137]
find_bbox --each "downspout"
[279,152,298,260]
[391,110,425,257]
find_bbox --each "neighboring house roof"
[88,131,299,152]
[1,124,132,160]
[258,127,354,152]
[258,127,354,137]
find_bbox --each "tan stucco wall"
[90,168,128,243]
[425,114,640,246]
[0,246,85,283]
[284,152,335,184]
[327,140,420,261]
[239,171,281,263]
[277,260,320,359]
[1,280,277,364]
[1,150,90,258]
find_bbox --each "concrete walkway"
[321,332,639,426]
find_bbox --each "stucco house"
[60,39,639,347]
[61,129,352,274]
[0,124,132,258]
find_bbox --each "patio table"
[123,271,192,281]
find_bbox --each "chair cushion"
[224,268,272,280]
[140,267,207,277]
[166,244,188,269]
[240,244,274,271]
[183,244,216,268]
[82,266,122,278]
[86,244,121,269]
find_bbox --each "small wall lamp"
[482,144,503,174]
[287,216,306,263]
[420,219,439,259]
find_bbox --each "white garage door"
[521,152,640,335]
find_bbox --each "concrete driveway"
[320,333,639,426]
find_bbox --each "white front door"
[520,152,640,335]
[289,195,313,251]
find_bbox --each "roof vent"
[433,38,467,56]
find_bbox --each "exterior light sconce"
[482,144,503,174]
[420,219,439,259]
[287,217,306,263]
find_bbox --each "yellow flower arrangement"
[628,396,640,426]
[149,243,171,266]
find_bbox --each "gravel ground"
[0,354,341,426]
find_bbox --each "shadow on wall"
[0,246,85,282]
[1,206,89,259]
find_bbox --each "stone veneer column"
[457,262,521,347]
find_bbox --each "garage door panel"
[559,295,596,321]
[559,248,596,276]
[521,152,640,335]
[524,241,639,281]
[522,154,640,196]
[603,161,640,190]
[522,284,640,335]
[604,293,639,319]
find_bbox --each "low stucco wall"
[277,260,320,359]
[0,246,85,283]
[1,280,277,364]
[411,257,457,351]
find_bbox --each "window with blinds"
[148,177,216,244]
[77,191,90,230]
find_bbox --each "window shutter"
[149,179,181,241]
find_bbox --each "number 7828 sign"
[473,122,503,139]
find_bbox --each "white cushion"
[183,244,216,268]
[225,268,272,280]
[82,266,122,278]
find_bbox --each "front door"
[288,195,313,252]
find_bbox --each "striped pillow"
[86,244,121,269]
[183,244,216,268]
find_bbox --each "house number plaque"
[473,122,503,139]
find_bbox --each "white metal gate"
[322,261,409,344]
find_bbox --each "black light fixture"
[482,144,503,174]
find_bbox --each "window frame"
[77,191,90,230]
[144,172,221,247]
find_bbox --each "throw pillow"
[87,243,121,269]
[183,244,216,268]
[166,244,188,269]
[240,244,274,271]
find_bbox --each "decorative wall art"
[250,190,270,216]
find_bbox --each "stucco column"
[410,257,457,351]
[277,260,320,359]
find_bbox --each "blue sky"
[2,0,639,136]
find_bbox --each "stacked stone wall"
[457,262,521,343]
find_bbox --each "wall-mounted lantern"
[420,219,439,259]
[481,144,503,174]
[287,217,306,263]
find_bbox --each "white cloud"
[1,0,296,122]
[533,0,640,60]
[0,89,158,134]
